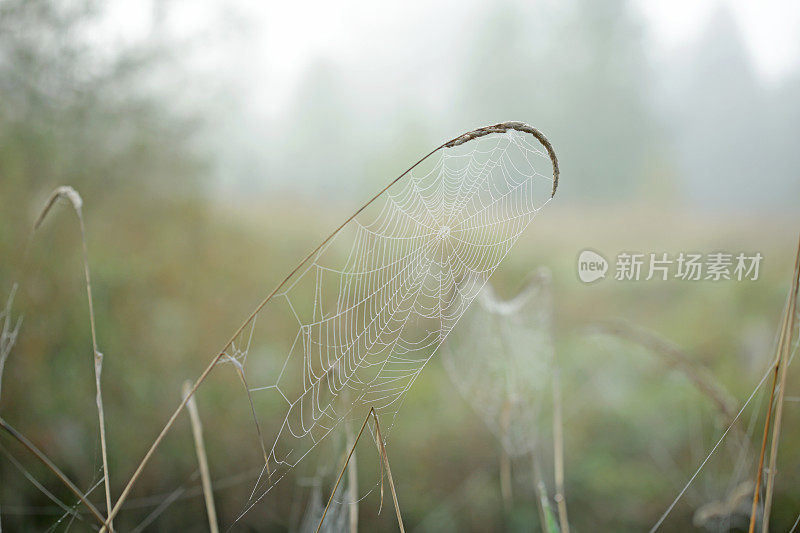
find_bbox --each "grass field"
[1,190,798,531]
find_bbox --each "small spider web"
[443,269,555,459]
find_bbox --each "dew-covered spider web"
[214,123,558,523]
[443,268,555,459]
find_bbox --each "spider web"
[443,269,554,458]
[296,474,352,533]
[219,126,557,522]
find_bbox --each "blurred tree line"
[659,6,800,207]
[245,0,800,208]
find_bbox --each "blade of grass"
[0,442,85,523]
[761,234,800,532]
[0,416,108,528]
[552,368,569,533]
[34,186,113,528]
[183,382,219,533]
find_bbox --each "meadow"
[1,182,797,530]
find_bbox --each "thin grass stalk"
[530,454,554,533]
[34,186,114,527]
[370,409,404,532]
[182,381,219,533]
[747,309,788,533]
[761,235,800,531]
[500,450,512,512]
[0,284,21,533]
[748,236,800,533]
[0,442,86,523]
[0,284,22,403]
[532,453,561,533]
[344,409,359,533]
[492,310,515,513]
[553,368,569,533]
[0,416,108,528]
[790,511,800,533]
[316,408,404,533]
[129,482,188,533]
[499,400,513,512]
[104,123,559,530]
[102,350,218,530]
[317,409,373,533]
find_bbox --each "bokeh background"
[1,0,799,530]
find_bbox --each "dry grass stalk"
[34,186,114,528]
[760,235,800,532]
[371,409,404,532]
[749,359,780,533]
[553,368,569,533]
[499,400,513,512]
[748,234,800,533]
[317,408,404,533]
[182,381,219,533]
[530,454,556,533]
[0,415,108,528]
[344,412,359,533]
[790,511,800,533]
[317,411,370,533]
[102,123,558,529]
[593,320,737,422]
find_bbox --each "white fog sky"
[104,0,800,116]
[636,0,800,80]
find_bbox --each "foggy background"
[1,0,799,531]
[14,0,797,206]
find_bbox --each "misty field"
[2,186,798,530]
[2,0,800,531]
